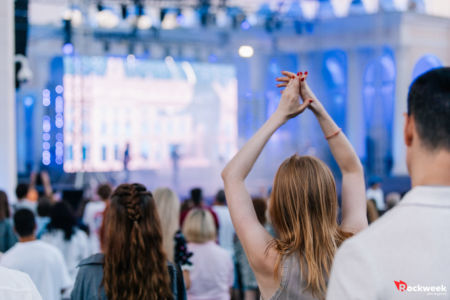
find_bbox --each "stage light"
[239,45,254,58]
[62,43,74,55]
[43,89,51,106]
[55,85,64,94]
[24,96,34,107]
[216,9,230,28]
[137,15,152,30]
[330,0,352,17]
[161,11,178,30]
[362,0,379,13]
[299,0,320,20]
[96,10,119,29]
[63,9,83,27]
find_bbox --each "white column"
[0,0,17,201]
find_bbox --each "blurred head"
[405,67,450,174]
[0,190,10,221]
[190,187,203,206]
[252,197,267,225]
[97,183,112,201]
[386,192,401,210]
[13,209,36,238]
[15,183,29,200]
[37,196,52,217]
[269,155,350,299]
[215,190,226,205]
[182,208,216,244]
[48,201,77,241]
[102,183,172,300]
[153,187,180,262]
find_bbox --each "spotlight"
[137,15,152,30]
[161,10,178,30]
[238,45,254,58]
[96,10,119,29]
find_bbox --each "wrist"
[271,111,288,125]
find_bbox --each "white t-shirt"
[40,228,90,280]
[0,266,42,300]
[366,187,385,211]
[0,240,72,300]
[212,205,235,256]
[82,201,106,254]
[327,186,450,300]
[188,241,234,300]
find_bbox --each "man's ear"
[403,113,415,147]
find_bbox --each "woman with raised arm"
[221,71,367,300]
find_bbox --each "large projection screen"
[63,56,238,173]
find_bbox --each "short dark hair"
[190,188,203,206]
[13,209,36,237]
[97,183,113,201]
[407,67,450,150]
[15,183,29,200]
[215,190,226,205]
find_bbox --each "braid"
[102,183,173,300]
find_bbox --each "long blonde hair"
[153,187,180,262]
[269,155,352,299]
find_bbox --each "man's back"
[0,240,72,300]
[0,266,42,300]
[327,186,450,299]
[212,205,235,255]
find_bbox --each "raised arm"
[221,74,310,276]
[278,71,367,233]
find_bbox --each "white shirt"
[0,266,42,300]
[327,186,450,300]
[212,205,235,256]
[188,241,234,300]
[82,201,106,254]
[0,240,72,300]
[366,187,385,211]
[41,228,90,280]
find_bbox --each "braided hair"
[102,183,173,300]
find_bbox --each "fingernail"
[297,72,299,76]
[299,72,303,76]
[301,78,305,82]
[305,71,308,75]
[309,99,313,103]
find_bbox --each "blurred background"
[1,0,449,201]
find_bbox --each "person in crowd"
[366,199,379,224]
[385,192,401,210]
[180,187,219,230]
[212,190,235,256]
[366,176,385,212]
[182,208,234,300]
[221,71,367,300]
[35,196,52,238]
[71,183,186,300]
[327,67,450,299]
[234,198,267,300]
[0,266,42,300]
[14,183,38,214]
[82,183,112,254]
[0,190,17,253]
[154,187,193,288]
[41,202,90,282]
[0,209,72,300]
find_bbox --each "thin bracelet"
[325,128,341,140]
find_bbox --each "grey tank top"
[266,254,320,300]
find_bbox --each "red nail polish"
[299,72,303,75]
[301,78,305,82]
[309,99,313,103]
[297,72,300,76]
[305,71,308,75]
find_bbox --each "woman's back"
[187,241,234,300]
[266,254,317,300]
[71,253,186,300]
